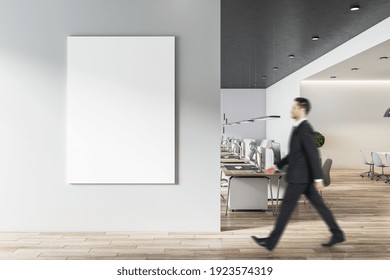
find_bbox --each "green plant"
[314,131,325,148]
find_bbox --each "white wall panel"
[67,37,175,184]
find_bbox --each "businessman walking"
[251,97,345,251]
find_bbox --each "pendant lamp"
[384,107,390,117]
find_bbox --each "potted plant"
[314,131,325,148]
[314,131,325,165]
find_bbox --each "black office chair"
[321,158,333,208]
[386,154,390,184]
[304,158,333,208]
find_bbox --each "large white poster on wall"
[67,36,175,184]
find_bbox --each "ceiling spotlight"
[273,66,279,71]
[330,76,337,79]
[288,54,295,59]
[262,75,267,79]
[380,56,388,60]
[312,36,319,41]
[350,5,360,11]
[254,82,258,86]
[351,67,359,71]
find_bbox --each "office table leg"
[225,177,232,216]
[267,178,275,215]
[275,176,281,215]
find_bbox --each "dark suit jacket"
[276,120,322,184]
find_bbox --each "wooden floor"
[0,169,389,260]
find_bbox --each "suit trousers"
[268,183,343,246]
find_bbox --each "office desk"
[221,152,247,162]
[220,152,250,164]
[220,158,249,164]
[220,151,237,157]
[219,154,249,189]
[221,165,284,215]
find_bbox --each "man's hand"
[264,166,276,174]
[315,181,324,192]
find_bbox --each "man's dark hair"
[294,97,311,114]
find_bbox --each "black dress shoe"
[321,234,345,247]
[251,236,268,243]
[251,236,275,251]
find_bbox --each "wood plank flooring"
[0,169,389,259]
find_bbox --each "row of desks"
[220,152,285,215]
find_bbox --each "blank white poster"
[67,36,175,184]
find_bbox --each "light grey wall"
[301,82,390,169]
[0,0,220,231]
[221,89,266,140]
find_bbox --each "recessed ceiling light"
[312,36,319,41]
[273,67,279,71]
[288,54,295,59]
[262,75,267,79]
[254,82,258,86]
[380,56,388,60]
[350,5,360,11]
[330,76,337,79]
[351,67,359,71]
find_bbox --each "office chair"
[232,143,240,154]
[221,139,229,151]
[220,170,231,201]
[304,158,333,208]
[372,152,390,183]
[386,154,390,184]
[320,158,333,208]
[255,146,262,169]
[247,142,257,163]
[224,137,233,152]
[360,150,375,179]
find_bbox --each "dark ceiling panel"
[221,0,390,88]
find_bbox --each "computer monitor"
[260,139,272,149]
[260,147,266,168]
[271,142,281,164]
[247,142,257,162]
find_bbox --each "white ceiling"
[304,39,390,81]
